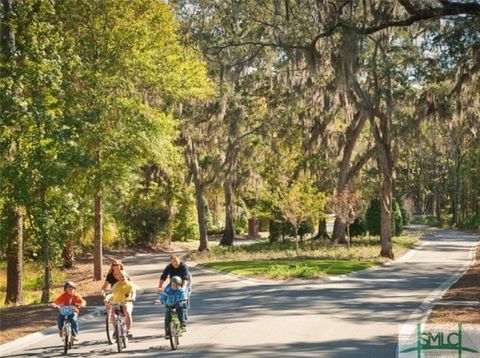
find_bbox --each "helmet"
[64,281,76,290]
[171,276,182,285]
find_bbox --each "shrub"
[459,213,480,230]
[366,198,381,235]
[349,217,367,237]
[365,197,403,237]
[234,198,250,234]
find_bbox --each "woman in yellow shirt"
[107,271,136,336]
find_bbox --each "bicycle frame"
[57,305,75,354]
[111,302,128,352]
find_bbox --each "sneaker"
[127,330,133,338]
[59,330,63,338]
[73,336,79,341]
[164,334,170,340]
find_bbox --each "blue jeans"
[164,302,187,335]
[57,313,79,336]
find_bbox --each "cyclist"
[101,260,132,334]
[157,255,190,294]
[157,276,187,338]
[105,270,136,336]
[51,281,86,340]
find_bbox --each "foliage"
[365,198,404,237]
[173,188,199,242]
[349,217,367,237]
[365,198,382,236]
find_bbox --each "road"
[2,225,478,357]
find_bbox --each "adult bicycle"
[101,290,115,344]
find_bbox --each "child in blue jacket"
[157,276,187,337]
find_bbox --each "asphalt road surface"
[2,225,478,357]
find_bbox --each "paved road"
[2,226,478,357]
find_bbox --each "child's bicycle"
[51,305,76,354]
[101,290,115,344]
[111,301,131,353]
[164,301,186,350]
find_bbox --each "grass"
[188,234,420,280]
[203,259,376,279]
[189,234,420,262]
[0,261,67,308]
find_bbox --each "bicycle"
[53,305,76,354]
[101,290,116,345]
[111,301,131,353]
[166,302,184,350]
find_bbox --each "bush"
[207,227,225,235]
[366,198,381,235]
[349,217,367,237]
[393,199,404,236]
[298,218,315,238]
[365,197,403,237]
[234,198,250,234]
[459,213,480,230]
[269,217,314,242]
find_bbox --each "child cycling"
[50,281,86,340]
[156,276,187,338]
[105,270,136,336]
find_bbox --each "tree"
[330,188,361,246]
[274,177,326,255]
[56,0,210,278]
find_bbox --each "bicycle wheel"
[106,311,115,344]
[121,319,128,348]
[63,323,70,354]
[169,321,178,350]
[116,318,123,353]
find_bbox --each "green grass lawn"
[189,234,420,280]
[203,258,377,279]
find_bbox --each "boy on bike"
[156,276,187,338]
[50,281,86,340]
[106,270,136,336]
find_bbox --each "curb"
[397,230,479,357]
[0,306,104,356]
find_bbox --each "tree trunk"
[3,0,24,306]
[94,188,103,280]
[316,217,329,238]
[41,240,52,303]
[379,171,394,258]
[332,112,367,244]
[220,178,235,246]
[186,138,209,251]
[373,114,394,259]
[332,218,347,244]
[5,205,24,304]
[63,238,75,268]
[294,225,299,256]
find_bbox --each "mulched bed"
[428,245,480,324]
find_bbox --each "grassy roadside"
[202,259,376,279]
[0,262,67,308]
[189,233,420,280]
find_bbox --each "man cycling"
[157,255,190,294]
